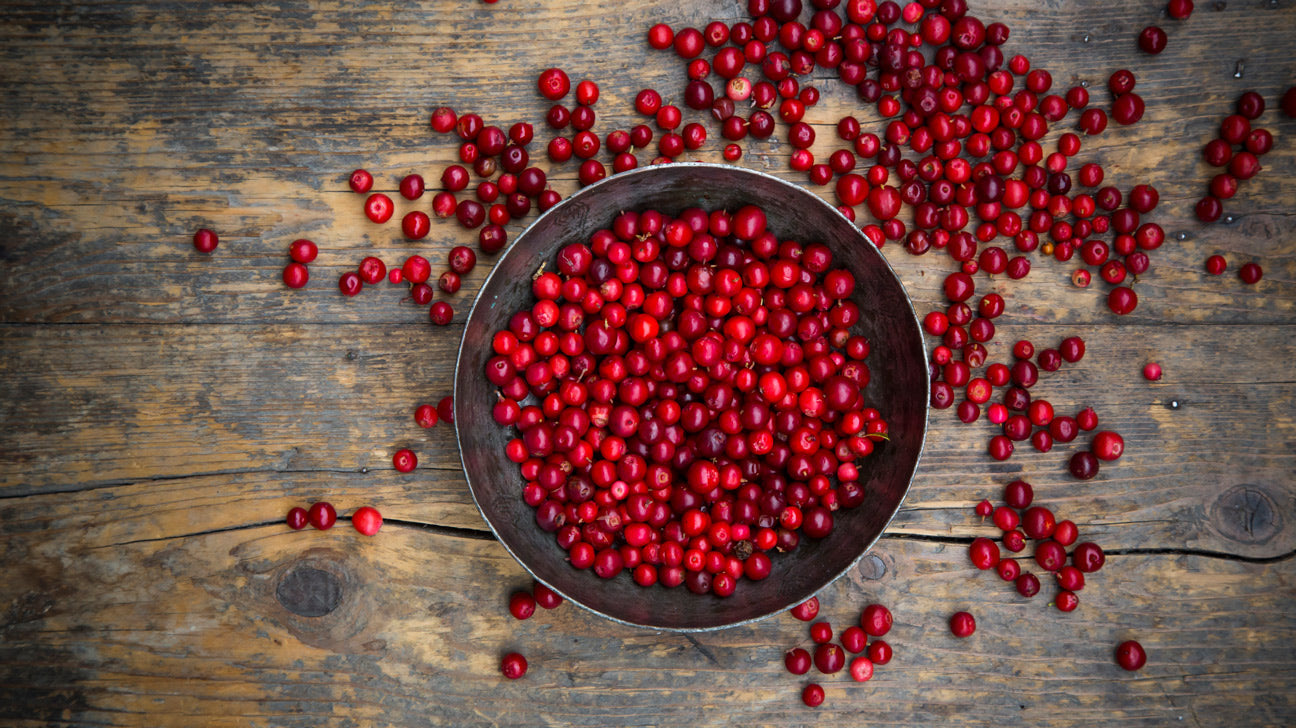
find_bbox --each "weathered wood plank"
[3,323,1293,557]
[0,530,1290,727]
[0,2,1292,324]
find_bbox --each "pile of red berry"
[485,203,888,596]
[785,597,895,707]
[969,479,1105,611]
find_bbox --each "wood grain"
[1,0,1295,725]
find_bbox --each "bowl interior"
[455,163,928,631]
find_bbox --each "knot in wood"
[1211,485,1281,545]
[276,565,344,617]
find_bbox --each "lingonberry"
[338,271,362,297]
[286,506,308,530]
[1239,262,1263,284]
[948,611,976,638]
[1092,431,1125,461]
[533,582,563,609]
[1137,26,1167,54]
[501,652,528,679]
[841,626,868,653]
[307,501,337,530]
[791,597,820,621]
[429,301,454,325]
[392,448,417,473]
[802,683,825,707]
[1004,480,1033,509]
[537,68,570,100]
[1115,640,1146,671]
[289,239,318,264]
[849,656,875,682]
[415,404,439,428]
[348,168,373,193]
[1069,451,1100,480]
[1015,571,1041,597]
[813,643,846,674]
[969,537,1001,570]
[282,263,309,289]
[358,256,386,285]
[1072,542,1106,572]
[192,228,219,253]
[352,506,382,536]
[860,604,893,637]
[509,591,537,620]
[785,647,812,675]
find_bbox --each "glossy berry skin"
[1205,255,1227,275]
[849,656,875,682]
[338,271,362,297]
[860,604,893,636]
[537,68,571,100]
[509,591,537,620]
[533,582,563,609]
[282,263,309,289]
[437,396,454,425]
[348,169,374,193]
[1092,431,1125,461]
[352,506,382,536]
[501,652,528,679]
[289,239,318,264]
[1072,542,1106,573]
[809,621,833,644]
[813,643,846,674]
[192,228,219,253]
[867,640,892,665]
[949,611,976,638]
[286,506,308,530]
[1143,362,1163,381]
[392,448,418,473]
[1115,640,1147,671]
[802,683,825,707]
[307,501,337,530]
[364,193,394,223]
[791,597,820,621]
[1137,26,1167,54]
[840,626,868,653]
[1239,263,1263,284]
[415,404,439,428]
[429,301,454,325]
[785,647,812,675]
[969,537,1001,570]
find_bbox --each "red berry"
[392,448,417,473]
[1092,431,1125,461]
[192,228,219,253]
[402,211,431,240]
[790,597,820,621]
[810,621,833,644]
[286,506,308,530]
[399,174,425,200]
[840,626,868,653]
[802,683,825,707]
[785,647,812,675]
[533,581,563,609]
[501,652,528,679]
[1142,362,1163,381]
[338,271,362,297]
[1167,0,1193,19]
[437,396,454,425]
[860,604,892,636]
[1239,262,1263,284]
[537,68,571,100]
[1115,640,1146,671]
[352,506,382,536]
[509,591,537,620]
[282,263,309,289]
[415,404,439,428]
[358,256,386,285]
[848,656,875,682]
[307,501,337,530]
[429,301,454,325]
[949,611,976,637]
[289,239,318,263]
[364,193,394,223]
[348,169,373,193]
[867,639,892,665]
[1137,26,1167,54]
[813,643,846,673]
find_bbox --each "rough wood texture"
[1,0,1294,725]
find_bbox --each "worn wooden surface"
[1,0,1295,725]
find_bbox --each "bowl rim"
[454,162,928,631]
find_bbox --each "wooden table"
[2,1,1294,725]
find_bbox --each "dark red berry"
[501,652,528,679]
[1115,640,1146,671]
[192,228,219,253]
[286,506,308,530]
[307,501,336,530]
[949,611,976,637]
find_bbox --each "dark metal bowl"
[454,163,927,631]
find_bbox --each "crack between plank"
[881,532,1296,564]
[0,465,469,500]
